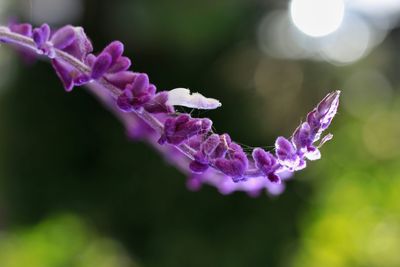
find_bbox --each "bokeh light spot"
[290,0,345,37]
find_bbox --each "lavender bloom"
[0,22,341,196]
[158,114,212,145]
[116,73,157,111]
[48,25,94,91]
[252,148,280,183]
[214,143,248,182]
[276,136,305,171]
[87,41,131,79]
[33,23,52,56]
[51,25,93,61]
[189,134,223,174]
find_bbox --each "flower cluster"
[0,22,340,196]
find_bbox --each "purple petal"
[104,71,137,90]
[108,57,131,73]
[306,110,321,132]
[103,41,124,64]
[275,137,296,159]
[91,53,112,79]
[189,161,209,174]
[85,53,96,67]
[56,26,92,61]
[275,136,302,170]
[161,115,212,145]
[268,173,281,183]
[317,90,340,117]
[130,74,149,95]
[50,26,76,50]
[33,24,51,48]
[252,148,279,178]
[131,94,153,109]
[211,134,231,159]
[51,59,74,92]
[316,90,340,131]
[201,119,212,133]
[215,158,247,181]
[292,122,312,150]
[201,134,220,155]
[9,23,32,36]
[116,89,134,112]
[214,144,248,181]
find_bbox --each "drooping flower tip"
[317,90,340,116]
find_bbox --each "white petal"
[166,88,222,110]
[305,148,321,161]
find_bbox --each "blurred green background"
[0,0,400,266]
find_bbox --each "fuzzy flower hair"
[0,22,340,196]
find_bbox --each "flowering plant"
[0,22,340,196]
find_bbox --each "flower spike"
[0,22,341,196]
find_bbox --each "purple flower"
[291,122,321,160]
[0,22,341,196]
[275,136,305,171]
[214,142,248,182]
[47,25,94,91]
[87,41,131,80]
[189,134,221,173]
[252,148,280,183]
[33,23,52,56]
[51,25,93,61]
[116,73,157,111]
[307,91,340,140]
[105,71,137,90]
[159,114,212,145]
[51,59,89,91]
